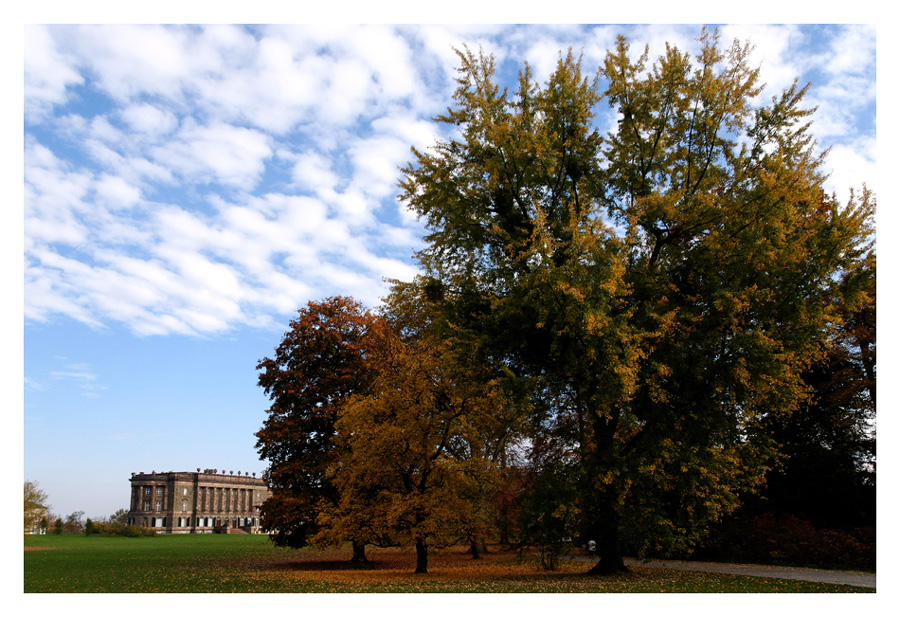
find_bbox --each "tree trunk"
[469,539,481,559]
[350,540,372,569]
[586,412,629,576]
[588,494,628,574]
[414,537,428,574]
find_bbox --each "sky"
[11,16,881,524]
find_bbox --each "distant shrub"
[121,525,156,537]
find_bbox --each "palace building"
[127,469,270,534]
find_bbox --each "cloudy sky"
[15,19,878,521]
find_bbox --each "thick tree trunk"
[586,498,628,575]
[585,412,629,576]
[414,537,428,573]
[467,539,486,559]
[469,540,480,559]
[350,540,371,569]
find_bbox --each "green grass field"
[23,533,872,593]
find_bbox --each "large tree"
[399,32,873,573]
[255,296,387,562]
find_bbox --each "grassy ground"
[23,533,871,593]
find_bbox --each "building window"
[143,502,150,512]
[156,487,163,497]
[183,487,188,496]
[144,487,151,496]
[155,501,162,512]
[182,501,187,512]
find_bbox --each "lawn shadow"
[270,559,362,571]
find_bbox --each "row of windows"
[191,517,257,528]
[126,516,258,528]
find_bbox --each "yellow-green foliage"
[398,29,874,565]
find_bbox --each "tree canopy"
[313,283,524,573]
[399,30,873,573]
[255,296,388,560]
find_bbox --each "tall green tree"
[399,32,873,573]
[255,296,387,563]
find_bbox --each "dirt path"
[567,555,875,588]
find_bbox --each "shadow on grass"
[270,559,366,571]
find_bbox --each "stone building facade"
[127,469,270,534]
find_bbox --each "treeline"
[255,29,875,574]
[82,510,157,537]
[24,495,156,538]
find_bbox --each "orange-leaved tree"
[315,283,520,573]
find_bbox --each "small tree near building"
[24,481,50,534]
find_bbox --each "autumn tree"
[109,508,130,526]
[255,296,388,563]
[64,511,85,534]
[24,481,50,533]
[399,32,874,574]
[316,284,520,573]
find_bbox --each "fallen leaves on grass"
[208,545,715,592]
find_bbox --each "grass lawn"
[23,533,872,593]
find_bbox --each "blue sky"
[15,19,879,522]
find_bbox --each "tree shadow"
[270,559,370,571]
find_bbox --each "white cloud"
[823,140,877,205]
[152,122,273,189]
[24,25,84,121]
[24,267,104,328]
[22,25,875,337]
[720,25,805,100]
[94,175,142,210]
[24,141,92,248]
[291,152,340,195]
[119,103,179,136]
[822,26,876,77]
[347,134,410,199]
[70,24,193,102]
